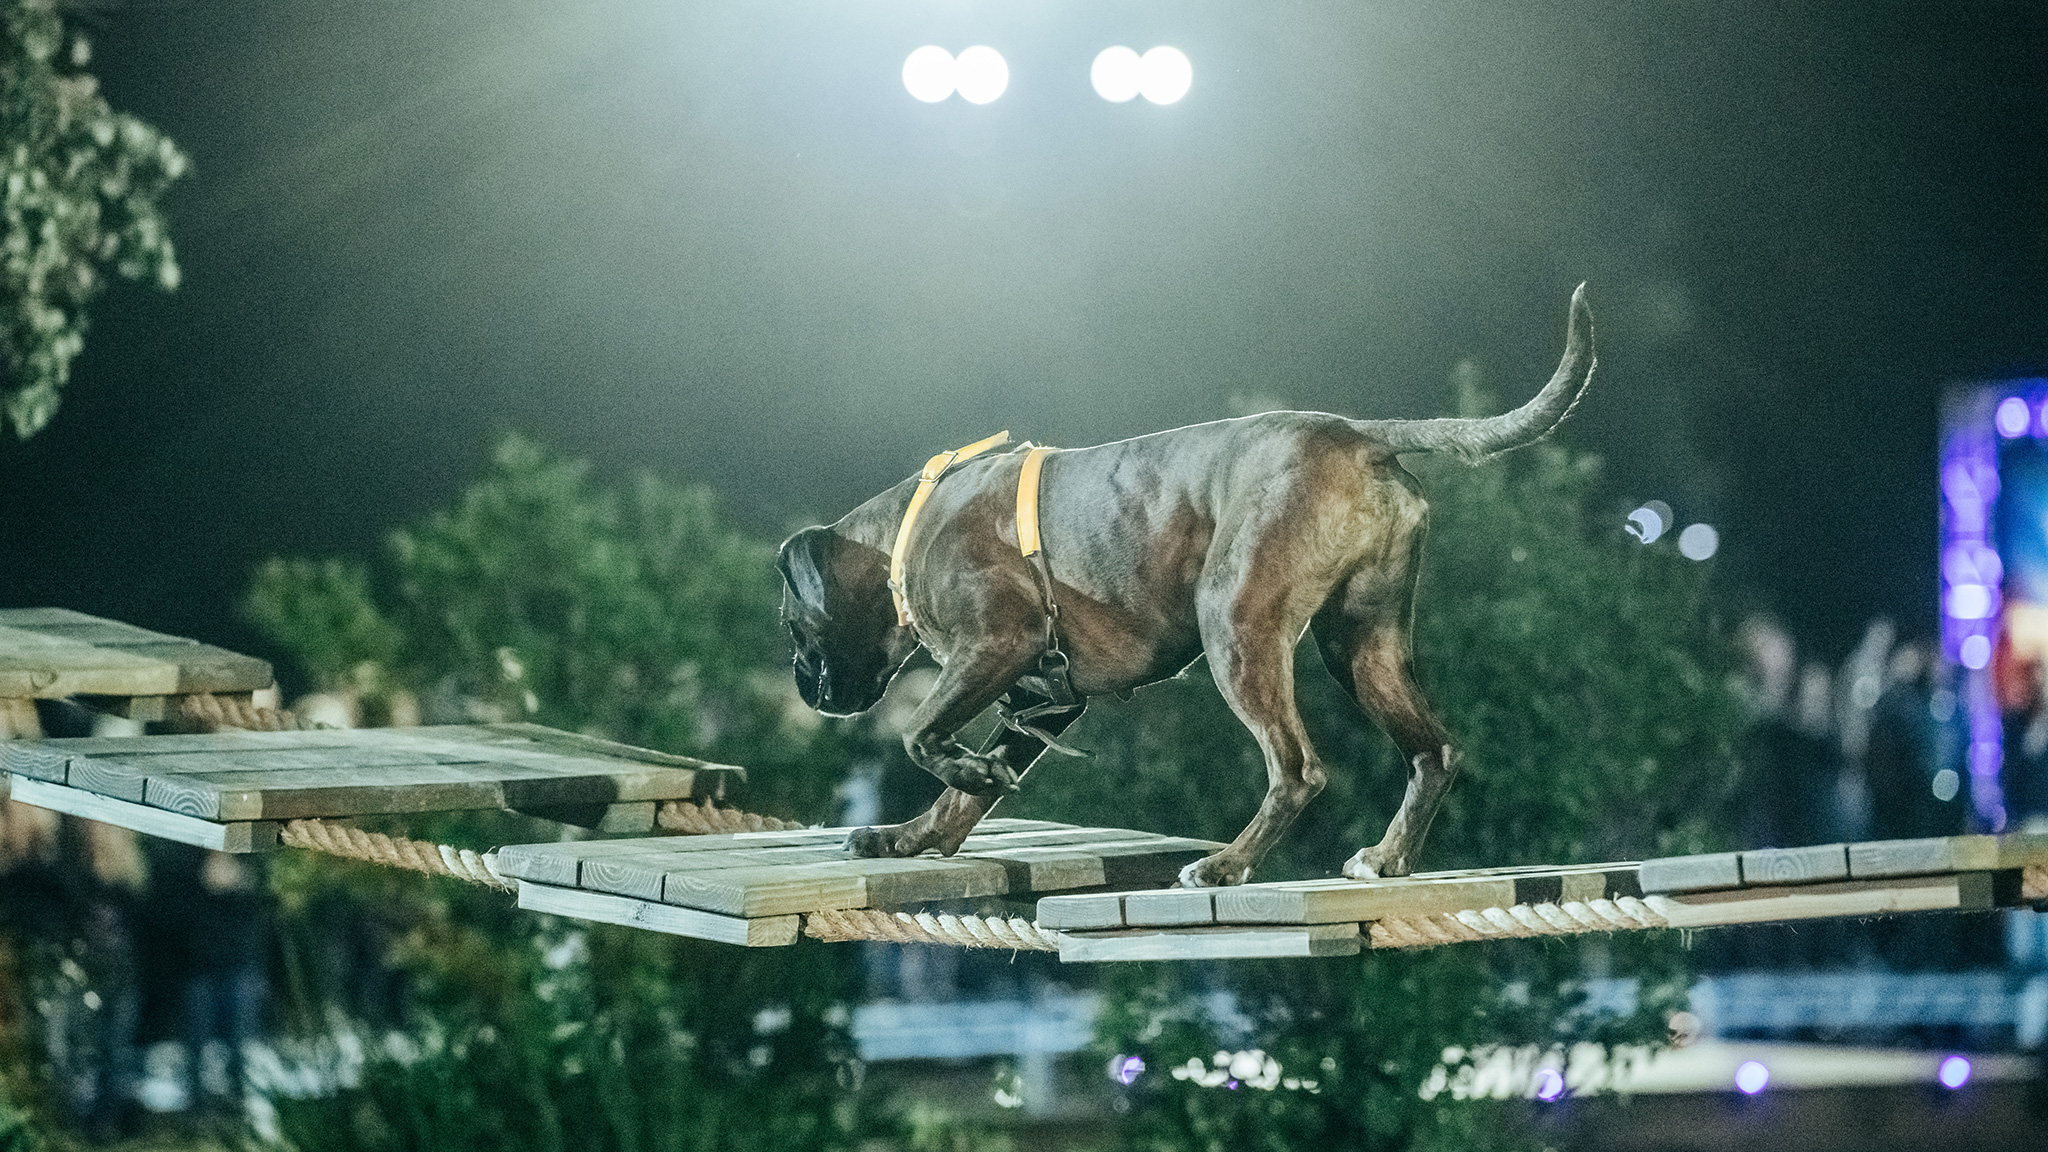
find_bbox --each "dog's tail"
[1355,284,1596,463]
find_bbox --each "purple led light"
[1997,396,2031,437]
[1734,1060,1769,1095]
[1113,1056,1145,1086]
[1938,1055,1972,1089]
[1533,1069,1565,1101]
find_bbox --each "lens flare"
[954,45,1009,104]
[1139,47,1193,104]
[1092,46,1143,102]
[902,46,956,103]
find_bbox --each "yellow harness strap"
[889,430,1012,627]
[1016,445,1056,558]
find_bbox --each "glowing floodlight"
[954,45,1009,104]
[1092,46,1143,102]
[1733,1060,1770,1095]
[903,46,957,103]
[1139,46,1193,104]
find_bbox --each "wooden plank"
[1741,844,1849,886]
[1035,892,1126,930]
[967,846,1106,891]
[1643,872,1998,929]
[1212,873,1519,925]
[8,775,278,853]
[1059,922,1360,963]
[954,827,1166,852]
[0,628,182,697]
[577,845,847,899]
[68,749,492,802]
[1847,834,2048,878]
[661,863,870,917]
[516,880,798,946]
[1639,852,1743,894]
[0,741,67,783]
[1124,889,1216,926]
[144,764,530,820]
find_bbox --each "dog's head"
[776,526,917,716]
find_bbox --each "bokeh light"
[1092,46,1143,102]
[1938,1055,1972,1089]
[1932,767,1962,802]
[1111,1055,1145,1085]
[902,46,956,103]
[1734,1060,1770,1095]
[1678,523,1719,561]
[954,45,1009,104]
[1140,47,1194,104]
[1961,634,1992,669]
[1996,396,2031,437]
[1626,501,1671,543]
[1532,1068,1565,1101]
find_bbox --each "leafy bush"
[0,0,186,439]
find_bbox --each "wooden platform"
[498,820,1220,946]
[1035,835,2048,962]
[0,607,273,712]
[1,724,740,851]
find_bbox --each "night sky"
[2,0,2044,678]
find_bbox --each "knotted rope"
[804,908,1061,951]
[656,799,808,834]
[1368,896,1669,949]
[280,818,514,890]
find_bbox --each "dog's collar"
[889,430,1013,627]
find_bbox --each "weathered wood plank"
[1211,873,1522,925]
[144,765,528,820]
[1638,852,1743,894]
[1035,892,1126,930]
[1741,844,1849,886]
[8,775,278,853]
[1059,922,1361,963]
[1124,889,1216,926]
[516,881,799,946]
[0,741,67,783]
[1644,872,1998,929]
[0,612,272,698]
[660,863,871,917]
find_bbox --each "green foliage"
[0,0,186,439]
[1002,425,1741,1149]
[249,434,905,1151]
[248,433,840,817]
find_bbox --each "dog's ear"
[776,526,836,621]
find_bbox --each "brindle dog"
[778,286,1594,887]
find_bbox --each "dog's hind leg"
[1313,573,1457,880]
[847,696,1087,859]
[1178,581,1330,888]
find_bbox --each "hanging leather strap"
[889,430,1011,627]
[1002,445,1088,757]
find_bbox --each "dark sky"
[2,0,2044,672]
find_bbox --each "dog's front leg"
[848,695,1087,859]
[892,643,1042,798]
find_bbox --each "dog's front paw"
[845,826,895,858]
[1177,855,1250,889]
[933,750,1022,797]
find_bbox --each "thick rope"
[804,908,1061,951]
[1368,897,1669,949]
[280,818,514,890]
[656,799,808,834]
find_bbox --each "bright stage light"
[954,45,1009,104]
[1140,47,1193,104]
[1092,46,1143,102]
[903,46,957,103]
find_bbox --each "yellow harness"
[888,432,1061,627]
[887,433,1084,755]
